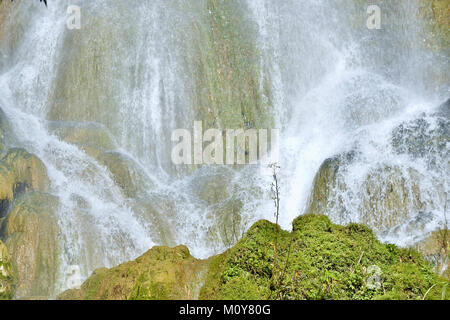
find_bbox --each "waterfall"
[0,0,448,296]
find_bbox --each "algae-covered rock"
[47,3,137,136]
[3,192,60,298]
[58,245,208,300]
[187,0,273,130]
[200,214,449,300]
[0,240,15,299]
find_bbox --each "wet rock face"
[306,152,355,218]
[3,192,60,298]
[132,197,175,246]
[207,198,243,249]
[0,240,15,299]
[0,148,50,219]
[2,148,50,194]
[307,155,431,231]
[360,167,427,230]
[47,120,117,158]
[57,245,208,300]
[391,114,449,166]
[97,151,151,199]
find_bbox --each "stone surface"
[3,192,60,298]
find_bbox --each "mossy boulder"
[57,245,208,300]
[61,214,449,300]
[200,214,449,300]
[2,192,60,298]
[0,240,15,299]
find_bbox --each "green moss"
[199,214,449,300]
[0,240,15,299]
[58,246,209,300]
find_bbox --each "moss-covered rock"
[0,240,15,299]
[2,192,60,298]
[200,214,449,300]
[47,3,137,137]
[57,245,208,300]
[60,214,449,300]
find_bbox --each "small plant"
[268,162,292,299]
[269,162,281,261]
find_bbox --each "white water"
[0,0,448,295]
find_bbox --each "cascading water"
[0,0,448,296]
